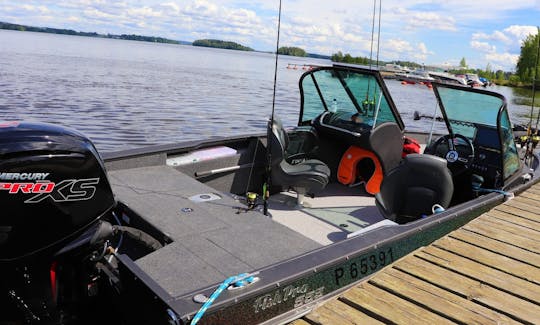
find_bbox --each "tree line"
[277,47,307,57]
[0,21,181,44]
[516,28,540,86]
[192,39,253,51]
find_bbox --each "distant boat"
[465,73,485,87]
[395,69,435,84]
[428,71,467,85]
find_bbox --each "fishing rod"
[375,0,382,69]
[372,0,382,118]
[362,0,379,118]
[365,0,377,102]
[263,0,283,215]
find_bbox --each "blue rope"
[190,273,257,325]
[477,188,514,199]
[473,184,514,198]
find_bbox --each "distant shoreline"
[0,21,192,45]
[0,21,330,59]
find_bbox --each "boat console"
[471,125,504,187]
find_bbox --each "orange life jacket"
[337,146,383,195]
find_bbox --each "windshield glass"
[435,86,503,137]
[299,68,402,129]
[434,84,520,181]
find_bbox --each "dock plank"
[508,196,540,214]
[369,268,520,324]
[416,246,540,303]
[495,204,540,222]
[519,190,540,201]
[449,228,540,267]
[482,211,540,234]
[526,186,540,195]
[461,219,540,253]
[304,299,384,325]
[340,282,454,324]
[395,256,540,324]
[486,209,540,230]
[467,218,539,241]
[431,236,540,283]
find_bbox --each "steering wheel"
[425,133,475,175]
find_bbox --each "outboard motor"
[0,121,115,322]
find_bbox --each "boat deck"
[107,165,385,298]
[292,182,540,324]
[108,165,323,296]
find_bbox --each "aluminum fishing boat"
[1,64,538,325]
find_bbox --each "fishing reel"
[235,192,262,214]
[246,192,259,210]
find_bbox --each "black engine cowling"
[0,121,115,262]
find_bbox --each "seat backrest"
[369,122,404,174]
[376,154,453,223]
[267,117,289,167]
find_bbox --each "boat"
[427,71,467,86]
[395,69,435,84]
[465,73,485,87]
[1,64,538,324]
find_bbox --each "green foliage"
[277,46,307,57]
[516,28,540,83]
[392,61,423,69]
[117,34,179,43]
[192,39,253,51]
[0,21,180,44]
[331,51,371,65]
[459,57,467,68]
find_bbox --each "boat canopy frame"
[297,64,405,131]
[432,82,521,184]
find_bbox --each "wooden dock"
[292,183,540,324]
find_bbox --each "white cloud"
[382,38,413,60]
[485,52,519,68]
[160,2,180,13]
[472,31,510,43]
[391,7,457,31]
[469,25,537,70]
[504,25,538,42]
[470,40,496,53]
[127,7,162,18]
[83,8,117,20]
[21,4,50,14]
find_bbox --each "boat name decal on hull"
[253,284,325,313]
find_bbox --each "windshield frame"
[432,82,507,137]
[432,82,521,183]
[297,65,405,130]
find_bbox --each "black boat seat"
[268,117,330,203]
[375,154,453,224]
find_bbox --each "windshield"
[434,86,503,137]
[434,84,520,181]
[299,67,403,130]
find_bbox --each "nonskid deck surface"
[108,165,322,297]
[268,183,384,245]
[108,165,385,297]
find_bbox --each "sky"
[1,0,539,71]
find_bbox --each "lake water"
[0,29,537,152]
